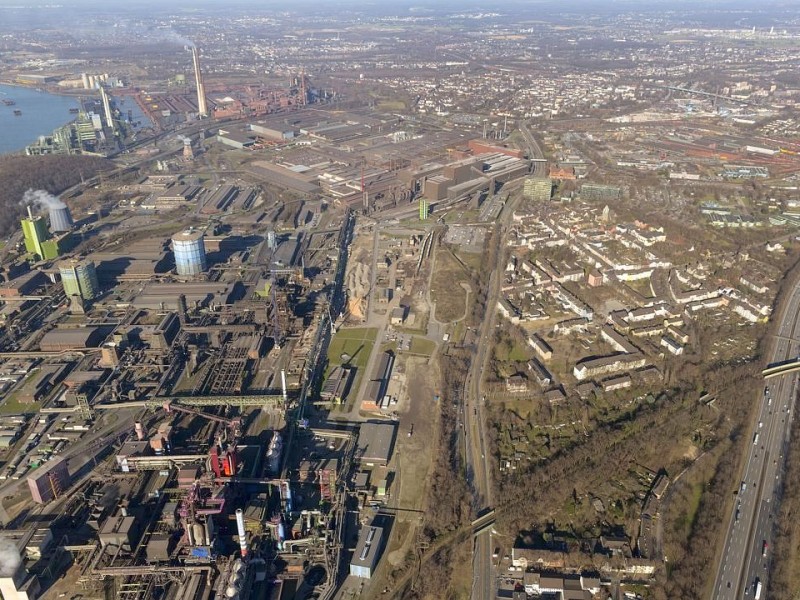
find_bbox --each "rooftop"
[356,422,396,465]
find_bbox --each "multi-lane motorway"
[711,280,800,598]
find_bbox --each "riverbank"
[0,83,81,155]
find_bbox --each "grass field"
[494,339,531,363]
[0,395,41,415]
[325,327,378,401]
[409,336,436,356]
[325,327,379,402]
[327,327,379,368]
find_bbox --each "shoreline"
[0,79,90,99]
[0,82,81,156]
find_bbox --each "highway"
[711,279,800,599]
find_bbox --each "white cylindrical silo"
[172,229,207,276]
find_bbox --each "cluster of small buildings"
[495,536,659,600]
[495,197,775,399]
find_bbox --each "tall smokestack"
[191,46,208,117]
[235,509,248,557]
[100,86,114,129]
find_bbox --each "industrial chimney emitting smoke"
[191,46,208,117]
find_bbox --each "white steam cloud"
[0,546,21,577]
[155,28,194,48]
[21,189,66,212]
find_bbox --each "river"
[0,84,81,155]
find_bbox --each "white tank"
[225,586,238,599]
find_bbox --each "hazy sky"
[0,0,795,29]
[0,0,792,7]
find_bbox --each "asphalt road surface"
[465,123,545,600]
[711,280,800,599]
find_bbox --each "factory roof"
[100,514,136,536]
[271,240,299,268]
[39,327,104,351]
[0,269,45,293]
[247,161,321,194]
[130,281,235,310]
[356,422,396,465]
[351,525,384,569]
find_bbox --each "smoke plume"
[0,546,21,577]
[154,28,194,48]
[21,189,66,212]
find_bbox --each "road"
[464,122,545,600]
[519,122,546,177]
[464,254,499,600]
[711,279,800,599]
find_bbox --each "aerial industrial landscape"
[1,1,800,599]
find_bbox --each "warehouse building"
[349,524,385,579]
[39,327,105,352]
[356,422,396,467]
[27,457,70,504]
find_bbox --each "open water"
[0,83,80,155]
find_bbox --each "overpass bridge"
[762,358,800,379]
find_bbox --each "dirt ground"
[344,227,374,323]
[365,354,440,596]
[430,249,470,323]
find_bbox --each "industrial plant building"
[355,422,396,467]
[27,457,69,504]
[59,259,100,301]
[21,213,50,260]
[349,524,385,579]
